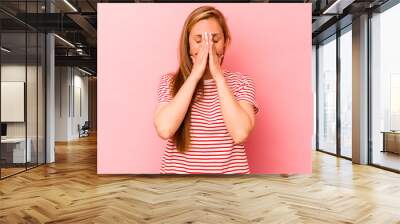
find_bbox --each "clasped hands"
[190,32,224,82]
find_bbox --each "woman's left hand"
[207,32,224,81]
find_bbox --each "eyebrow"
[193,33,221,38]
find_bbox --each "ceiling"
[0,0,393,75]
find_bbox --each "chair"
[79,121,90,138]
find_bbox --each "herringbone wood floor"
[1,134,400,224]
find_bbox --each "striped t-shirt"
[157,70,259,174]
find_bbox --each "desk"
[381,131,400,154]
[1,138,32,163]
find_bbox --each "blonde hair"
[171,6,231,153]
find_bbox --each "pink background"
[97,3,312,174]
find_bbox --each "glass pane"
[1,31,27,177]
[318,36,337,154]
[312,45,317,150]
[0,1,46,179]
[38,32,45,165]
[340,28,352,158]
[25,0,38,169]
[27,31,38,169]
[371,4,400,171]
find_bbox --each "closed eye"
[196,39,218,44]
[192,33,221,43]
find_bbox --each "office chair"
[79,121,90,138]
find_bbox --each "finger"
[208,32,212,45]
[208,33,214,54]
[208,33,214,63]
[201,47,208,66]
[204,32,209,49]
[205,33,209,56]
[201,32,208,61]
[212,42,219,65]
[213,44,218,64]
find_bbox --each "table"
[1,138,32,164]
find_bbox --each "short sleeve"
[235,74,259,114]
[157,74,173,103]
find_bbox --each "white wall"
[1,65,42,137]
[71,72,89,138]
[55,66,70,141]
[55,67,89,141]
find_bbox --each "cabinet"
[382,131,400,154]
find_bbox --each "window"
[339,27,352,158]
[371,2,400,171]
[317,35,337,154]
[0,1,47,179]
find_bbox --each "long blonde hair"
[171,6,231,153]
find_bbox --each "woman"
[153,6,259,174]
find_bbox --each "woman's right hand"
[190,32,209,81]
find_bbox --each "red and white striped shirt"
[157,70,259,174]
